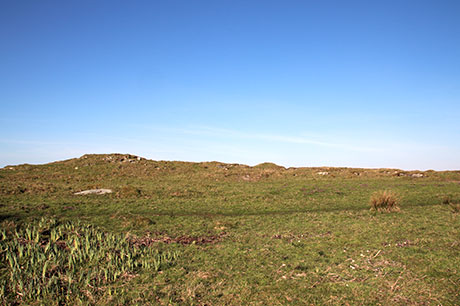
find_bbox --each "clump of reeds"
[369,190,400,212]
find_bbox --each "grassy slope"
[1,153,460,305]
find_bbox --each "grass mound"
[0,218,178,305]
[369,190,400,212]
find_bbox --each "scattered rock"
[74,189,112,195]
[102,154,145,163]
[396,240,414,247]
[217,164,228,170]
[411,173,424,178]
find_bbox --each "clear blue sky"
[1,0,459,170]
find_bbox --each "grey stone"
[74,189,112,195]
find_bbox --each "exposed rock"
[74,189,112,195]
[102,154,145,163]
[411,173,424,178]
[317,171,329,176]
[242,175,251,181]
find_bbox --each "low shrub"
[369,190,400,212]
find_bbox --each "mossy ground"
[1,154,459,305]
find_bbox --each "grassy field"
[1,153,459,305]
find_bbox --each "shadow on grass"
[0,200,441,222]
[0,213,20,222]
[143,200,441,218]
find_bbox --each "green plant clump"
[0,218,178,305]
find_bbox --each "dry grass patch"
[117,185,143,198]
[370,190,400,212]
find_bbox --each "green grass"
[1,153,460,305]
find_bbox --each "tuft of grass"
[369,190,400,212]
[442,195,460,213]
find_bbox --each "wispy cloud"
[171,126,378,152]
[0,139,84,146]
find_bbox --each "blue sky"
[1,0,459,170]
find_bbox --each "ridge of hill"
[3,152,456,174]
[1,153,459,197]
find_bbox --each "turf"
[1,153,459,305]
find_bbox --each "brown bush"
[370,190,400,212]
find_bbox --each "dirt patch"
[169,189,203,198]
[128,232,227,246]
[300,187,327,196]
[0,183,57,195]
[272,231,332,242]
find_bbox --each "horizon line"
[2,152,458,172]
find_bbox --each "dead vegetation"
[128,231,227,246]
[370,190,401,212]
